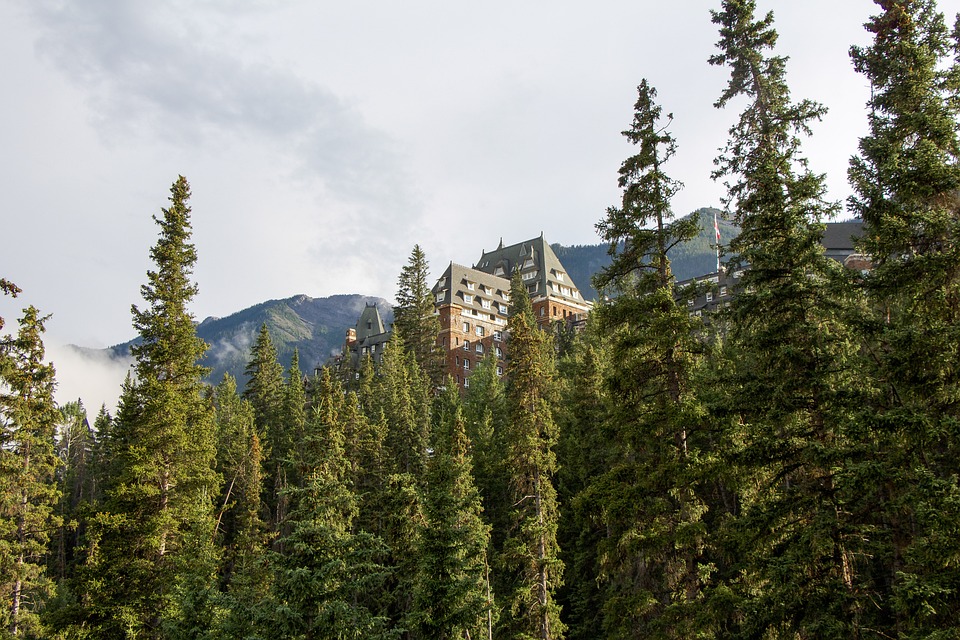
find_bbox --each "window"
[466,282,475,291]
[456,356,460,365]
[720,286,728,297]
[556,272,565,281]
[494,330,503,341]
[494,266,505,276]
[499,304,508,314]
[540,307,545,316]
[463,340,470,351]
[442,337,447,347]
[496,366,503,376]
[476,343,483,354]
[463,294,473,304]
[435,292,444,302]
[706,291,713,302]
[481,298,491,310]
[496,347,503,359]
[522,270,538,281]
[464,377,470,388]
[463,322,470,333]
[463,358,470,370]
[687,298,694,306]
[475,326,484,337]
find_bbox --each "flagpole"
[714,210,721,273]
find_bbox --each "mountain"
[107,294,393,385]
[552,207,739,301]
[93,208,733,386]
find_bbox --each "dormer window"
[464,294,473,304]
[466,282,475,291]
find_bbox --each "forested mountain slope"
[552,207,738,301]
[105,293,393,384]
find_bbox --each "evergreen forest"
[3,1,960,638]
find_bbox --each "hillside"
[552,207,739,301]
[107,293,393,385]
[94,208,734,385]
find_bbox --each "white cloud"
[48,342,133,414]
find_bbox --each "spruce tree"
[271,369,394,639]
[413,384,494,639]
[393,245,443,389]
[79,176,220,637]
[0,303,61,637]
[589,80,708,639]
[211,375,271,638]
[52,400,95,581]
[849,0,960,632]
[553,328,611,640]
[243,324,289,540]
[501,269,565,640]
[709,2,872,635]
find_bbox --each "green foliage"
[849,1,960,634]
[500,270,565,640]
[393,245,443,389]
[0,303,61,638]
[270,370,395,640]
[708,3,873,636]
[412,385,494,639]
[210,375,271,639]
[74,176,220,638]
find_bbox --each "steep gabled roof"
[355,302,386,341]
[473,234,590,310]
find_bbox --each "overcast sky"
[2,0,959,406]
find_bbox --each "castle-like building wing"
[431,234,593,389]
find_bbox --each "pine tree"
[553,328,611,640]
[500,269,565,640]
[270,369,395,639]
[413,385,494,639]
[365,336,431,634]
[394,245,443,389]
[243,324,289,540]
[849,0,960,633]
[0,303,61,637]
[462,354,511,576]
[211,375,271,638]
[708,2,872,635]
[52,400,95,581]
[588,80,709,639]
[78,176,220,637]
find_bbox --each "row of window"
[686,286,728,306]
[460,323,504,341]
[460,340,504,358]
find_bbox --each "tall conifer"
[394,245,443,389]
[79,176,219,637]
[0,303,60,637]
[501,269,565,640]
[849,0,960,632]
[709,3,871,635]
[586,80,709,638]
[413,385,494,639]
